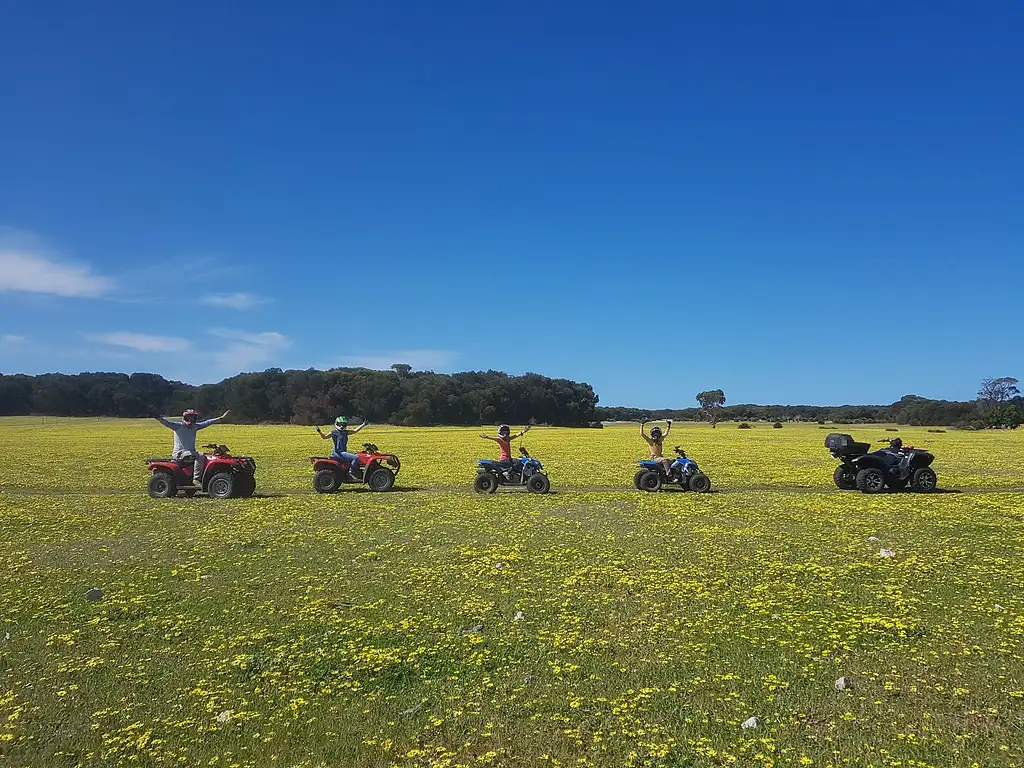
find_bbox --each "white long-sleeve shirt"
[156,416,223,456]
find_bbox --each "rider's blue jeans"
[333,452,360,472]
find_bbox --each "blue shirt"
[330,428,350,455]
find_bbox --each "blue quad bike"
[474,447,551,494]
[634,446,712,492]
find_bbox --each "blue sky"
[1,1,1021,408]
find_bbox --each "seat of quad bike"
[146,456,194,465]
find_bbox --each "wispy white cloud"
[209,328,288,348]
[199,292,270,311]
[0,229,114,298]
[334,349,457,372]
[1,334,27,344]
[78,327,290,381]
[208,328,290,374]
[88,332,191,353]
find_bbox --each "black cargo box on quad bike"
[825,433,871,457]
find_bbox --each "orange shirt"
[496,436,512,461]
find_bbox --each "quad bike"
[634,446,712,492]
[826,433,937,494]
[311,443,401,493]
[146,444,257,499]
[474,446,551,494]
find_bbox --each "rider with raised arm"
[153,408,231,487]
[316,416,368,480]
[480,424,531,481]
[641,419,673,476]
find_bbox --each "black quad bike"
[826,433,937,494]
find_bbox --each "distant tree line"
[0,367,600,426]
[1,368,1019,429]
[597,377,1023,429]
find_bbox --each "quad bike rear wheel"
[633,470,647,490]
[639,470,662,492]
[855,468,885,494]
[474,472,499,494]
[688,473,712,493]
[368,467,396,492]
[147,472,177,499]
[527,473,550,494]
[911,467,937,493]
[207,472,235,499]
[313,469,340,494]
[833,465,857,490]
[235,474,256,498]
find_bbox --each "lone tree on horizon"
[696,389,726,428]
[978,377,1019,407]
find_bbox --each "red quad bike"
[146,443,258,499]
[311,442,401,493]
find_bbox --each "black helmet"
[497,424,511,437]
[650,426,663,439]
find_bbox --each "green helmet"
[335,416,348,428]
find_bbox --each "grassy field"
[1,418,1023,767]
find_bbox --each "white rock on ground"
[835,676,852,691]
[216,710,232,724]
[879,549,896,559]
[741,716,759,729]
[513,610,525,621]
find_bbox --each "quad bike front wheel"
[147,472,177,499]
[639,470,662,492]
[833,465,857,490]
[474,473,499,494]
[207,472,235,499]
[688,473,712,493]
[313,469,340,494]
[368,467,396,492]
[633,470,647,490]
[911,467,937,492]
[527,473,550,494]
[235,474,256,498]
[855,468,886,494]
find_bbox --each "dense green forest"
[0,368,600,426]
[0,368,1019,428]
